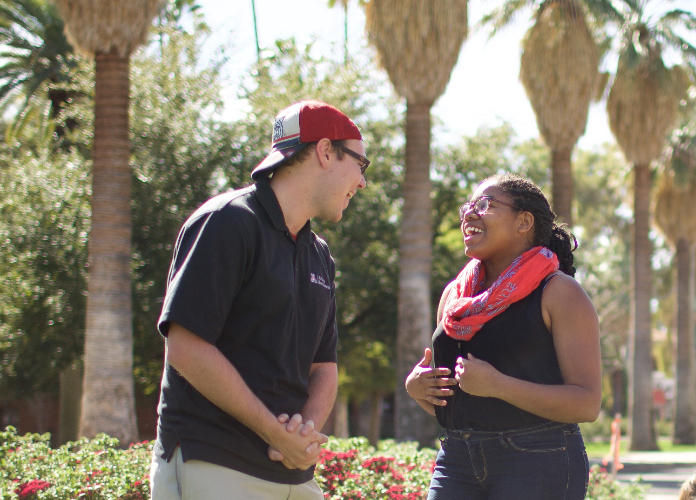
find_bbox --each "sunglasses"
[340,145,370,175]
[459,195,519,221]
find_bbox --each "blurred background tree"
[52,0,164,445]
[483,0,609,225]
[604,0,694,451]
[654,112,696,445]
[0,145,89,442]
[364,0,469,448]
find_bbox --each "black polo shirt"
[154,177,338,485]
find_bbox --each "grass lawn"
[585,438,696,458]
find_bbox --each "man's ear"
[315,138,333,169]
[517,211,535,236]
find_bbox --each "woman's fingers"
[418,347,433,367]
[429,367,453,378]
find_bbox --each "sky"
[196,0,695,152]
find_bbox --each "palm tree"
[52,0,162,445]
[654,128,696,445]
[605,4,694,450]
[482,0,625,224]
[364,0,468,445]
[518,0,600,224]
[0,0,77,142]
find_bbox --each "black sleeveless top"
[433,276,564,431]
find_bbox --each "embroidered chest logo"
[310,273,331,291]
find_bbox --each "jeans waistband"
[445,421,578,441]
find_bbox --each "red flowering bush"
[0,427,151,499]
[315,437,436,500]
[1,428,646,500]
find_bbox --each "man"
[149,100,369,499]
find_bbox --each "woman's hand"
[405,348,457,407]
[454,353,502,397]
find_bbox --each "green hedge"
[1,427,646,499]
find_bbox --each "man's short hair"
[275,140,346,172]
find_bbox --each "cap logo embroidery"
[272,117,284,142]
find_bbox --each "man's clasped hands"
[267,413,328,471]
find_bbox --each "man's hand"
[267,413,328,469]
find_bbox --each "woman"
[406,173,601,500]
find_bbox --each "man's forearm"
[166,323,280,442]
[166,323,324,469]
[301,362,338,431]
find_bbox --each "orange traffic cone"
[602,413,624,476]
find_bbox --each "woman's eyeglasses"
[340,145,370,174]
[459,195,519,221]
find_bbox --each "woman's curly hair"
[484,173,578,277]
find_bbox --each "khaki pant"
[150,447,324,500]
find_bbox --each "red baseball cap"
[251,100,362,180]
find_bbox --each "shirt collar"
[255,177,312,240]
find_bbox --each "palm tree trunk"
[627,163,657,451]
[673,239,696,444]
[551,147,573,225]
[79,50,139,446]
[333,393,349,438]
[395,100,436,447]
[611,368,625,416]
[58,362,83,446]
[368,392,383,445]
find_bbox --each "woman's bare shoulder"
[543,273,591,302]
[542,272,598,327]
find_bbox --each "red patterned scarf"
[442,246,559,341]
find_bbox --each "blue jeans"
[427,422,589,500]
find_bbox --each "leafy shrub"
[1,428,646,500]
[586,465,649,500]
[0,427,150,499]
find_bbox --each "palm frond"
[661,30,696,65]
[4,93,53,146]
[659,9,696,30]
[619,0,642,16]
[582,0,626,24]
[478,0,534,37]
[607,38,683,165]
[365,0,468,103]
[654,135,696,243]
[53,0,163,57]
[0,0,79,129]
[519,0,600,150]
